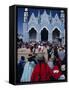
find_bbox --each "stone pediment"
[28,13,38,25]
[41,10,50,24]
[52,13,61,25]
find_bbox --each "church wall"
[23,9,65,45]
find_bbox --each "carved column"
[48,31,52,43]
[37,31,41,42]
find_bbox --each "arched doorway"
[52,28,60,40]
[41,28,48,41]
[29,28,37,41]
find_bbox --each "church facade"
[23,8,65,44]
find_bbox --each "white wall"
[0,0,69,89]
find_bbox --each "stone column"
[36,32,41,42]
[48,31,52,43]
[60,31,65,45]
[25,31,29,42]
[23,23,29,42]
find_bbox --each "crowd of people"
[17,41,66,83]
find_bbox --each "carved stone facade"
[23,8,65,44]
